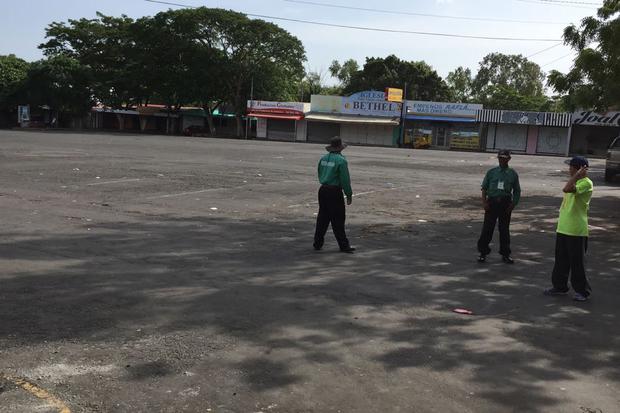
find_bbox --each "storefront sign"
[18,105,30,123]
[247,100,305,115]
[572,110,620,127]
[407,101,482,118]
[342,91,401,117]
[385,88,403,103]
[501,111,544,125]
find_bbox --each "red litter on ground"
[453,308,474,315]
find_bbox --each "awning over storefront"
[406,115,477,123]
[305,113,399,125]
[248,112,303,120]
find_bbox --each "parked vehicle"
[605,136,620,182]
[183,125,210,137]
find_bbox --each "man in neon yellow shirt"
[313,137,355,253]
[544,156,593,302]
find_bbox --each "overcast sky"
[0,0,602,87]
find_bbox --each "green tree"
[329,59,359,86]
[40,13,146,108]
[446,66,473,103]
[0,54,30,111]
[173,7,306,136]
[547,0,620,111]
[342,55,451,101]
[300,71,326,102]
[481,85,552,111]
[155,7,306,136]
[19,55,94,123]
[472,53,545,99]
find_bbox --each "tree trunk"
[203,105,216,136]
[235,115,244,137]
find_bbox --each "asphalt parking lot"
[1,130,619,413]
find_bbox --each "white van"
[605,136,620,182]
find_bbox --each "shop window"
[450,126,480,150]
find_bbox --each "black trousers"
[552,233,591,296]
[477,196,512,256]
[313,185,350,250]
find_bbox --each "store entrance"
[434,126,448,147]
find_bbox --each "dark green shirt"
[318,152,352,198]
[481,166,521,205]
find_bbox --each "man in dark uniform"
[477,149,521,263]
[313,137,355,253]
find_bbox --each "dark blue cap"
[565,156,589,168]
[498,149,511,158]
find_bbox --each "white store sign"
[407,101,482,118]
[247,100,305,114]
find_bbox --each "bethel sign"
[342,91,401,117]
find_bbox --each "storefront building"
[477,109,572,155]
[404,101,483,150]
[305,91,400,146]
[90,105,181,134]
[570,110,620,156]
[247,100,309,142]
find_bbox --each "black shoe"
[340,247,356,253]
[543,287,569,296]
[502,255,514,264]
[477,254,487,263]
[313,245,322,251]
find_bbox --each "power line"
[145,0,561,42]
[515,0,599,9]
[527,42,564,58]
[541,53,574,67]
[521,0,601,4]
[283,0,569,25]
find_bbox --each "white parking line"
[88,178,142,186]
[147,187,229,199]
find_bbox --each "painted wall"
[537,127,569,155]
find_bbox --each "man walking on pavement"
[544,156,593,302]
[313,137,356,253]
[477,149,521,263]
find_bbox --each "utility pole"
[399,82,408,147]
[245,76,254,140]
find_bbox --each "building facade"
[477,109,572,156]
[305,91,400,146]
[247,100,310,142]
[404,101,483,150]
[570,110,620,156]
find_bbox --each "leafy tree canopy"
[0,54,30,109]
[547,0,620,111]
[338,55,451,101]
[472,52,545,101]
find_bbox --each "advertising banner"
[500,111,544,125]
[342,91,401,117]
[407,101,482,118]
[385,88,403,103]
[247,100,305,115]
[18,105,30,123]
[572,110,620,127]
